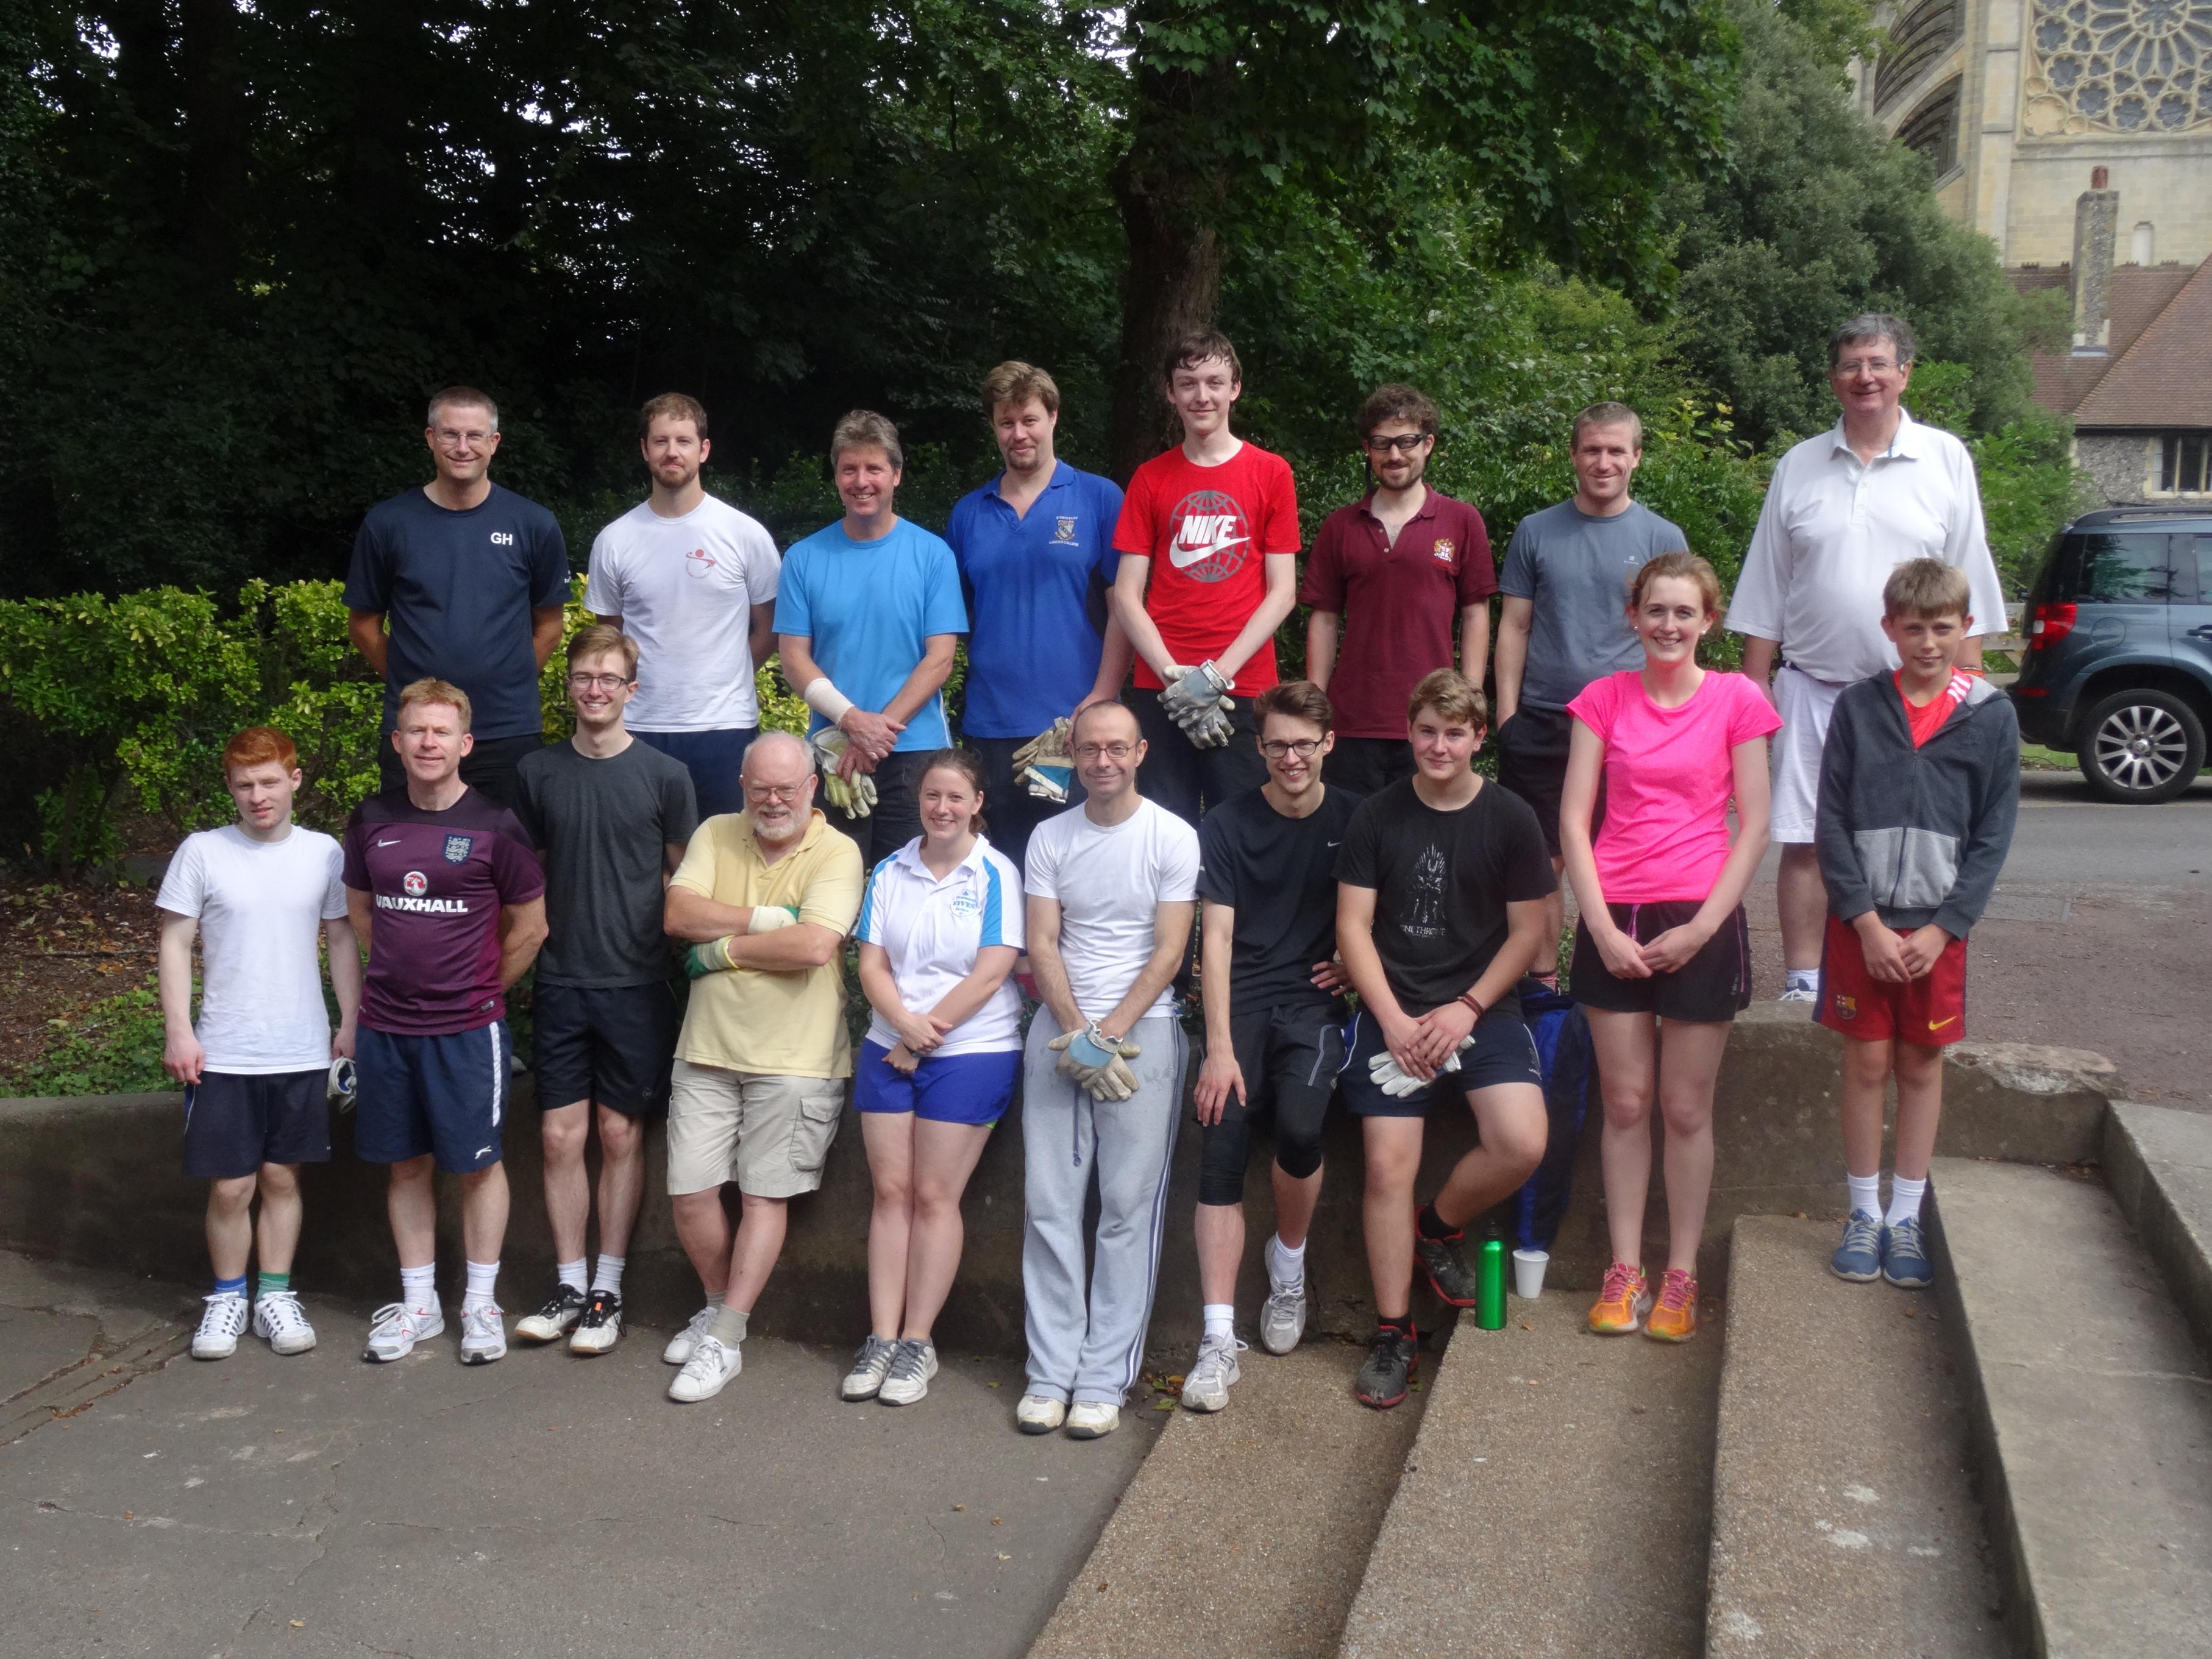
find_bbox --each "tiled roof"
[2072,255,2212,430]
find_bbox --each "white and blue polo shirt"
[853,836,1026,1056]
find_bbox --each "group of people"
[158,313,2019,1429]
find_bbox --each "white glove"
[1011,718,1074,803]
[1159,663,1235,749]
[748,904,800,934]
[1049,1024,1143,1102]
[1367,1035,1477,1098]
[811,728,878,818]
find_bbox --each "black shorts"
[1570,901,1751,1023]
[1324,735,1416,800]
[1338,1004,1543,1118]
[532,981,680,1117]
[1492,706,1574,858]
[182,1068,331,1179]
[1197,1002,1344,1205]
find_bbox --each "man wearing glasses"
[510,627,699,1355]
[1303,385,1495,798]
[1727,316,2005,1003]
[346,387,572,809]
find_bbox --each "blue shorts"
[355,1021,513,1173]
[852,1042,1019,1127]
[183,1068,330,1179]
[1337,1005,1543,1118]
[633,726,757,820]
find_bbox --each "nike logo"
[1327,840,1342,847]
[1927,1015,1958,1031]
[375,838,402,847]
[1168,530,1248,569]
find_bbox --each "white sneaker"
[1066,1400,1120,1438]
[841,1334,898,1401]
[458,1302,507,1365]
[567,1290,622,1355]
[1015,1394,1067,1435]
[252,1291,317,1356]
[1179,1332,1246,1412]
[877,1340,938,1407]
[1778,984,1818,1004]
[669,1334,741,1402]
[662,1303,719,1366]
[1261,1242,1309,1354]
[191,1291,249,1360]
[363,1301,444,1363]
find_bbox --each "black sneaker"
[1415,1229,1482,1307]
[568,1288,623,1355]
[1354,1325,1420,1409]
[514,1285,586,1344]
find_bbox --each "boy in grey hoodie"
[1814,559,2019,1290]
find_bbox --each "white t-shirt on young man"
[155,825,347,1074]
[583,494,783,732]
[1023,798,1200,1025]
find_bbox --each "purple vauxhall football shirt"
[341,789,544,1036]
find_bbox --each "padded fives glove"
[1366,1034,1477,1097]
[812,728,877,818]
[684,936,740,980]
[1012,717,1075,803]
[1159,663,1236,749]
[1048,1023,1144,1101]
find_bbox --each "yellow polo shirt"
[669,809,864,1078]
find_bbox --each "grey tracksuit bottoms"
[1021,1013,1189,1406]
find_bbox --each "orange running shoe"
[1587,1262,1651,1335]
[1645,1268,1698,1343]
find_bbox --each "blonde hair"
[980,361,1061,417]
[1883,558,1971,622]
[1406,668,1487,731]
[566,623,639,678]
[830,408,903,471]
[396,677,473,733]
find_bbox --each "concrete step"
[1705,1216,2005,1657]
[2104,1100,2212,1362]
[1335,1294,1721,1659]
[1930,1157,2212,1658]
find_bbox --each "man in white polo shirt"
[1728,313,2006,1002]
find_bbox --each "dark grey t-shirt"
[513,739,699,987]
[1498,499,1688,710]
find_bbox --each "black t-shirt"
[1333,777,1556,1019]
[1197,784,1365,1018]
[513,739,699,987]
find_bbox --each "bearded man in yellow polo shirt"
[658,729,864,1402]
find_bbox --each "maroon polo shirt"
[1300,489,1495,738]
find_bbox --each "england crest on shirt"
[443,834,474,865]
[1053,516,1079,544]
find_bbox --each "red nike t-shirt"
[1894,669,1969,748]
[1114,441,1301,694]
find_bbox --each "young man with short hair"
[945,361,1132,869]
[1304,385,1495,798]
[659,731,864,1402]
[1182,681,1361,1412]
[511,626,699,1354]
[777,410,969,865]
[345,387,571,808]
[1493,403,1688,972]
[1018,700,1199,1438]
[1335,670,1555,1409]
[158,727,363,1361]
[586,393,782,819]
[1109,332,1302,828]
[344,681,549,1365]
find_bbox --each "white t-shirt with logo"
[853,836,1026,1056]
[1023,798,1200,1025]
[155,824,348,1073]
[583,494,783,731]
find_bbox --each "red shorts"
[1815,915,1968,1045]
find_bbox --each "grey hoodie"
[1815,671,2020,939]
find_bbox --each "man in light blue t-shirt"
[945,361,1130,869]
[776,410,969,865]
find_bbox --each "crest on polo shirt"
[1053,516,1078,544]
[443,834,474,865]
[950,888,981,918]
[1432,538,1456,564]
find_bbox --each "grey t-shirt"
[513,739,700,987]
[1498,499,1688,710]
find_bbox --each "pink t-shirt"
[1565,670,1781,903]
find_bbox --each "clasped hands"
[1050,1021,1143,1101]
[1851,914,1950,984]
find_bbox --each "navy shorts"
[182,1068,330,1179]
[532,981,680,1117]
[852,1042,1020,1127]
[633,726,757,820]
[355,1021,513,1173]
[1337,1004,1543,1118]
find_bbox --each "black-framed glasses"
[1365,433,1431,455]
[1260,738,1323,759]
[1073,742,1137,761]
[566,672,631,691]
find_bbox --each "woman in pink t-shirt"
[1559,552,1780,1345]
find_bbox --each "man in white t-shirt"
[586,393,783,819]
[1017,700,1199,1440]
[157,727,365,1362]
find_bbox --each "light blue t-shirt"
[774,517,970,752]
[1498,499,1688,711]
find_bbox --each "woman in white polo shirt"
[842,748,1025,1407]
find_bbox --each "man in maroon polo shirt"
[1303,385,1495,798]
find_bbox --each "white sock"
[400,1263,436,1312]
[1202,1303,1236,1343]
[463,1259,499,1312]
[557,1257,587,1296]
[1885,1176,1927,1229]
[1267,1234,1306,1286]
[1787,967,1820,994]
[1846,1173,1882,1220]
[591,1254,626,1296]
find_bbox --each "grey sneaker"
[877,1339,939,1407]
[841,1334,898,1401]
[363,1300,443,1363]
[1259,1245,1308,1356]
[458,1302,507,1366]
[1179,1332,1247,1412]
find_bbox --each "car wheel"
[2075,689,2206,804]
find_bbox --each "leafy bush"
[2,978,170,1096]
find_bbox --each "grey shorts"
[666,1058,845,1199]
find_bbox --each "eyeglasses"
[566,672,631,691]
[744,781,808,801]
[1074,742,1137,762]
[1365,433,1431,455]
[431,427,494,447]
[1260,738,1323,759]
[1833,358,1900,377]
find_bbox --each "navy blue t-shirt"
[344,483,572,741]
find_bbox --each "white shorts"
[1770,666,1849,844]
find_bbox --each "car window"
[2071,533,2173,602]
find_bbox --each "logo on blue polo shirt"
[1053,515,1078,544]
[443,834,474,864]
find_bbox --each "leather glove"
[1159,663,1236,749]
[1367,1035,1477,1098]
[684,936,741,979]
[1011,718,1074,803]
[1048,1023,1143,1101]
[811,728,878,818]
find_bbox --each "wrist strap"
[1457,989,1486,1020]
[802,678,855,724]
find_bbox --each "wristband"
[802,678,856,725]
[1457,989,1487,1020]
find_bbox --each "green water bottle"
[1475,1235,1507,1330]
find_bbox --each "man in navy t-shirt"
[344,386,572,808]
[945,361,1130,869]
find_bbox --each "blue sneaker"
[1882,1216,1934,1288]
[1830,1210,1884,1282]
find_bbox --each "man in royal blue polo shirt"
[343,679,549,1368]
[944,361,1131,869]
[345,386,572,809]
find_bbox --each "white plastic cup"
[1512,1248,1549,1300]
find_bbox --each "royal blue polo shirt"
[944,461,1126,739]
